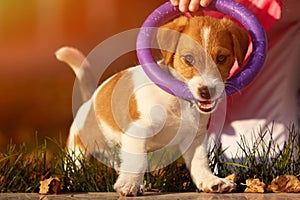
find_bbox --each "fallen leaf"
[267,175,300,193]
[39,177,61,195]
[225,174,236,182]
[244,178,266,193]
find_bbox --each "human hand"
[170,0,213,12]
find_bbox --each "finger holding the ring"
[188,0,201,12]
[200,0,213,7]
[178,0,191,12]
[170,0,179,6]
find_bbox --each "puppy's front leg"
[182,133,236,193]
[114,133,147,196]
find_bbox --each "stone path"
[0,192,299,200]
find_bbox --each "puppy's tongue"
[196,100,216,113]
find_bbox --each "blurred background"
[0,0,166,150]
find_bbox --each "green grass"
[0,124,299,193]
[209,124,300,191]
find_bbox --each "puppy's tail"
[55,46,96,103]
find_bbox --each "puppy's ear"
[157,16,188,65]
[222,18,249,67]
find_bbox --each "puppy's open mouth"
[196,100,217,113]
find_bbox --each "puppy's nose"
[199,86,215,99]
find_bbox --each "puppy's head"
[157,16,249,113]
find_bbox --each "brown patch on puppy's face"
[158,16,249,81]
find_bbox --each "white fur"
[202,27,211,53]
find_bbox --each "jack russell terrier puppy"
[56,15,249,196]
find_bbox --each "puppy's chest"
[142,100,209,151]
[140,96,208,135]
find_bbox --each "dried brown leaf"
[244,178,266,193]
[225,174,236,182]
[267,175,300,193]
[39,177,61,195]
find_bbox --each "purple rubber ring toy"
[136,0,267,100]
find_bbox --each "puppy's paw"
[199,176,236,193]
[114,173,144,196]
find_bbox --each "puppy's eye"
[216,55,227,64]
[183,54,195,66]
